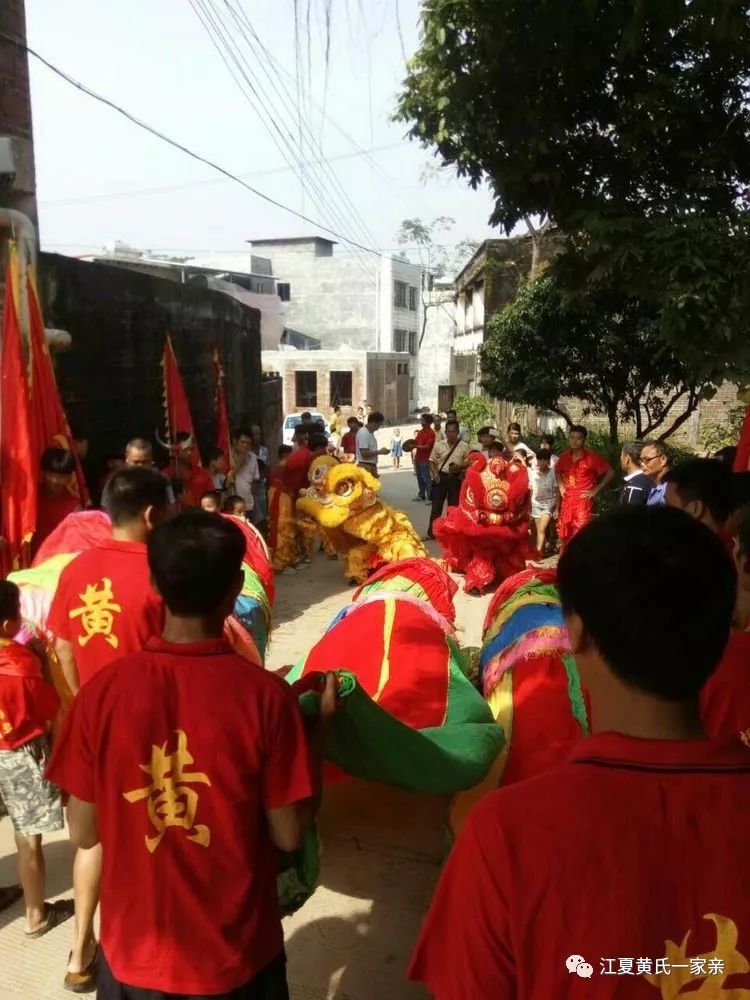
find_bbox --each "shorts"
[531,502,557,519]
[97,948,289,1000]
[0,735,63,837]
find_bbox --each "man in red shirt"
[413,413,436,503]
[340,416,361,460]
[49,512,336,999]
[555,424,613,546]
[166,432,215,509]
[34,447,81,554]
[47,466,169,991]
[410,506,750,999]
[0,581,70,938]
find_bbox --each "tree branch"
[655,388,701,441]
[642,385,690,438]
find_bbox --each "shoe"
[412,496,425,502]
[64,944,98,993]
[280,567,298,576]
[422,534,435,541]
[298,561,311,570]
[301,556,313,564]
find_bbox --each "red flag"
[735,405,750,472]
[162,333,201,465]
[0,256,37,572]
[213,344,231,474]
[27,274,90,505]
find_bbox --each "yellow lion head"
[296,462,381,527]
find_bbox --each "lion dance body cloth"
[295,461,426,583]
[434,454,531,593]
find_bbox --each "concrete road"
[0,444,492,1000]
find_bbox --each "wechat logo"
[566,955,594,979]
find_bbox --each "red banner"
[27,275,90,505]
[0,258,37,572]
[162,333,201,465]
[213,345,231,474]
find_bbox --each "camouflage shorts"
[0,736,63,836]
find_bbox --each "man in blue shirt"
[640,441,671,505]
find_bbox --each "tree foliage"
[453,394,495,439]
[397,0,750,377]
[480,275,717,444]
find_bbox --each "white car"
[282,412,330,445]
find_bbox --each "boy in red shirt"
[35,447,81,553]
[47,465,169,991]
[555,424,613,546]
[0,582,71,937]
[340,416,360,460]
[48,512,336,999]
[410,505,750,998]
[413,413,436,502]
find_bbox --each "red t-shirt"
[341,430,357,455]
[556,448,610,495]
[281,447,312,496]
[167,465,215,509]
[35,490,81,550]
[701,629,750,744]
[0,641,60,750]
[410,732,750,998]
[47,539,163,686]
[47,637,315,995]
[414,427,436,463]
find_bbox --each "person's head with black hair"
[664,459,735,533]
[278,444,293,460]
[568,425,588,453]
[206,447,225,474]
[102,466,170,540]
[0,580,21,639]
[535,449,552,472]
[446,409,457,420]
[488,439,505,455]
[172,431,196,469]
[421,413,434,428]
[477,426,495,449]
[347,416,359,430]
[558,506,735,727]
[507,422,522,446]
[300,412,312,423]
[223,494,247,517]
[293,424,311,448]
[620,440,644,474]
[540,433,555,450]
[367,411,385,429]
[148,511,245,633]
[232,426,254,459]
[308,432,328,455]
[639,440,670,483]
[40,447,76,494]
[200,491,222,514]
[125,438,155,468]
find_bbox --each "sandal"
[0,884,22,912]
[64,945,98,993]
[25,898,74,939]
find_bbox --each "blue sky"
[25,0,499,267]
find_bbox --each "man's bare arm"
[55,638,80,697]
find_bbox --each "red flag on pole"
[734,404,750,472]
[0,253,37,573]
[213,344,231,474]
[27,273,90,505]
[162,333,201,465]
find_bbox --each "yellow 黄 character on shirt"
[69,578,122,649]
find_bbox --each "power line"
[189,0,376,279]
[0,30,384,258]
[39,143,402,207]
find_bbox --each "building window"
[277,282,291,302]
[393,329,407,352]
[329,371,353,407]
[394,280,407,309]
[408,331,417,355]
[295,370,317,407]
[409,377,415,398]
[409,287,418,311]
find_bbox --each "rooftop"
[248,236,337,247]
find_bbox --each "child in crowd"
[206,448,227,492]
[35,448,81,552]
[530,449,559,554]
[0,582,71,938]
[48,512,336,998]
[200,491,223,514]
[390,428,403,469]
[224,494,247,519]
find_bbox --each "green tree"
[480,276,716,445]
[453,394,495,440]
[396,1,750,376]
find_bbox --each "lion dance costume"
[448,566,589,836]
[296,461,426,583]
[434,453,531,593]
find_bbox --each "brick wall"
[0,0,33,142]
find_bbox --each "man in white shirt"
[228,426,259,514]
[356,411,389,477]
[507,422,535,461]
[427,419,470,539]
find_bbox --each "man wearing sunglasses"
[640,441,671,506]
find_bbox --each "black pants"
[428,473,461,536]
[97,949,289,1000]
